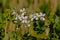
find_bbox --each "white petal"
[40,12,43,16]
[42,18,45,21]
[35,17,38,20]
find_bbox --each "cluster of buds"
[11,8,46,28]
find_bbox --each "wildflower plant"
[10,7,50,39]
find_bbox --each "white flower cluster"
[11,8,46,27]
[30,12,46,21]
[12,8,30,27]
